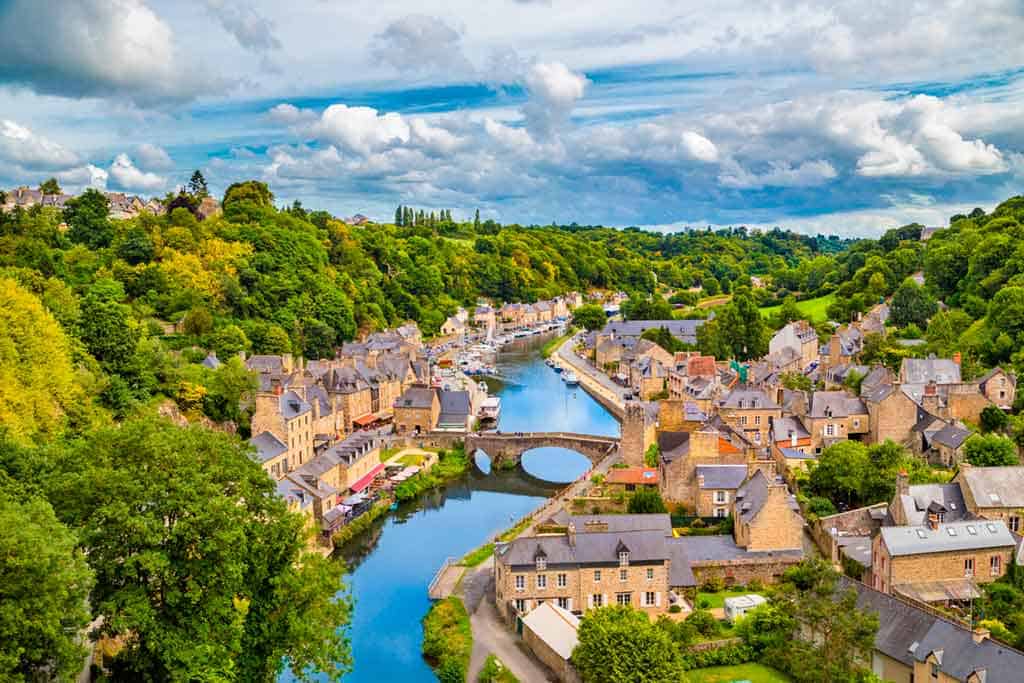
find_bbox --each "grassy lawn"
[460,543,494,567]
[686,663,792,683]
[398,453,426,467]
[696,590,763,609]
[760,293,836,323]
[381,446,401,460]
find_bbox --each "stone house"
[846,575,1024,683]
[695,464,749,518]
[716,387,782,448]
[521,304,539,326]
[437,390,473,431]
[926,421,972,467]
[521,602,581,683]
[250,387,315,479]
[871,517,1015,604]
[628,356,670,400]
[821,326,863,370]
[393,386,440,435]
[954,464,1024,532]
[493,514,694,625]
[768,320,819,372]
[596,319,704,349]
[439,316,466,337]
[474,305,496,330]
[803,390,870,453]
[605,466,659,493]
[323,366,373,432]
[657,418,754,510]
[733,470,804,553]
[535,301,554,323]
[863,383,919,446]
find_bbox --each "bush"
[698,598,711,609]
[627,488,667,514]
[422,597,472,682]
[701,576,725,593]
[669,604,682,614]
[680,643,756,670]
[685,609,720,637]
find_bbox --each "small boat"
[553,365,563,373]
[545,358,555,367]
[563,371,579,386]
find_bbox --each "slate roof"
[841,576,1024,681]
[673,534,802,563]
[719,387,779,410]
[496,529,671,567]
[958,466,1024,508]
[658,431,690,463]
[862,383,896,403]
[568,514,672,535]
[665,539,697,587]
[880,520,1015,557]
[599,319,705,345]
[736,470,770,525]
[246,354,285,373]
[895,483,970,526]
[901,357,961,385]
[931,422,972,449]
[250,431,287,463]
[395,386,436,409]
[438,390,471,418]
[696,465,748,490]
[201,352,221,369]
[808,391,868,418]
[280,390,311,419]
[773,416,810,442]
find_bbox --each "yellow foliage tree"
[0,278,82,442]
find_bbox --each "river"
[289,332,620,682]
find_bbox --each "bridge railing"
[470,431,619,443]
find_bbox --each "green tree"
[45,417,352,681]
[79,291,139,373]
[964,434,1019,466]
[780,371,812,391]
[260,324,293,354]
[188,169,209,198]
[572,606,685,683]
[64,188,113,249]
[0,492,93,682]
[890,278,937,328]
[697,286,766,360]
[644,443,660,468]
[640,326,685,353]
[38,177,61,195]
[621,294,672,321]
[223,180,273,208]
[627,488,667,514]
[182,307,214,336]
[571,304,607,332]
[981,405,1010,433]
[776,296,803,325]
[209,324,251,359]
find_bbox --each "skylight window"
[967,526,977,535]
[990,493,1001,504]
[987,523,999,533]
[947,528,957,536]
[916,529,927,538]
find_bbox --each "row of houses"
[2,186,165,219]
[436,293,583,339]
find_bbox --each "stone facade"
[620,401,649,467]
[252,389,314,478]
[865,388,918,446]
[688,555,803,587]
[735,480,804,552]
[871,532,1014,597]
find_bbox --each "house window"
[537,574,547,589]
[592,594,604,608]
[754,415,761,425]
[644,591,657,606]
[740,415,747,425]
[557,597,570,610]
[647,568,654,581]
[1010,516,1020,532]
[515,575,525,592]
[557,573,567,588]
[931,662,940,679]
[991,556,1002,575]
[594,570,601,582]
[536,557,546,571]
[853,419,860,428]
[619,568,628,582]
[619,551,629,566]
[826,424,835,437]
[514,599,526,613]
[715,508,727,518]
[616,593,632,606]
[715,491,727,504]
[964,558,975,577]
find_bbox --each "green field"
[760,293,836,323]
[686,663,792,683]
[696,590,764,609]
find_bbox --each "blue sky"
[1,0,1023,236]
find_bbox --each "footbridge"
[465,431,620,467]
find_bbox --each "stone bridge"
[465,431,620,467]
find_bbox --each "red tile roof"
[606,467,659,486]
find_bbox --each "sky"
[1,1,1023,236]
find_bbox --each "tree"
[223,180,273,209]
[981,405,1010,434]
[964,434,1019,466]
[473,209,480,231]
[38,177,61,195]
[640,326,686,353]
[571,304,607,332]
[64,188,113,249]
[751,559,879,683]
[780,371,813,391]
[621,294,673,321]
[644,443,660,468]
[572,606,685,683]
[187,170,209,198]
[776,296,803,326]
[890,278,937,328]
[0,492,93,682]
[79,291,139,373]
[209,324,251,359]
[394,205,403,226]
[697,286,767,360]
[627,488,667,514]
[45,417,352,681]
[182,307,214,336]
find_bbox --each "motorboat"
[478,396,501,423]
[563,371,579,386]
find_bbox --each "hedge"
[422,597,472,683]
[680,643,757,670]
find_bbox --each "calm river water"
[284,332,620,682]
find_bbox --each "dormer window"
[619,551,629,567]
[536,557,546,571]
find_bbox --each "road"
[554,337,629,412]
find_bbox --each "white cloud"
[134,143,173,171]
[204,0,281,53]
[372,15,474,77]
[109,153,166,192]
[0,120,79,169]
[523,62,589,136]
[310,105,411,156]
[720,160,838,189]
[0,0,224,106]
[267,103,317,126]
[57,164,109,192]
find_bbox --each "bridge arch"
[465,431,620,469]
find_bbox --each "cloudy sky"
[1,0,1023,235]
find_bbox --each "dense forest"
[3,171,1024,679]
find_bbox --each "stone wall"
[690,555,804,587]
[620,402,647,467]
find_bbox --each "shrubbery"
[422,597,472,683]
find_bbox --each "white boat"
[563,371,579,386]
[479,396,501,422]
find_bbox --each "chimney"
[972,627,990,644]
[567,522,576,547]
[924,380,937,396]
[282,353,294,374]
[897,470,909,497]
[953,351,962,366]
[270,376,283,395]
[790,431,798,448]
[927,511,940,531]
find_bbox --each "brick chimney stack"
[953,351,962,366]
[897,469,909,497]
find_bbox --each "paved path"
[468,582,556,682]
[554,338,628,414]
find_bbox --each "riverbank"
[554,338,626,418]
[394,444,469,501]
[422,597,472,681]
[540,327,576,358]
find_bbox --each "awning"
[350,463,386,492]
[353,414,378,427]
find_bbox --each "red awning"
[353,414,378,427]
[349,463,385,493]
